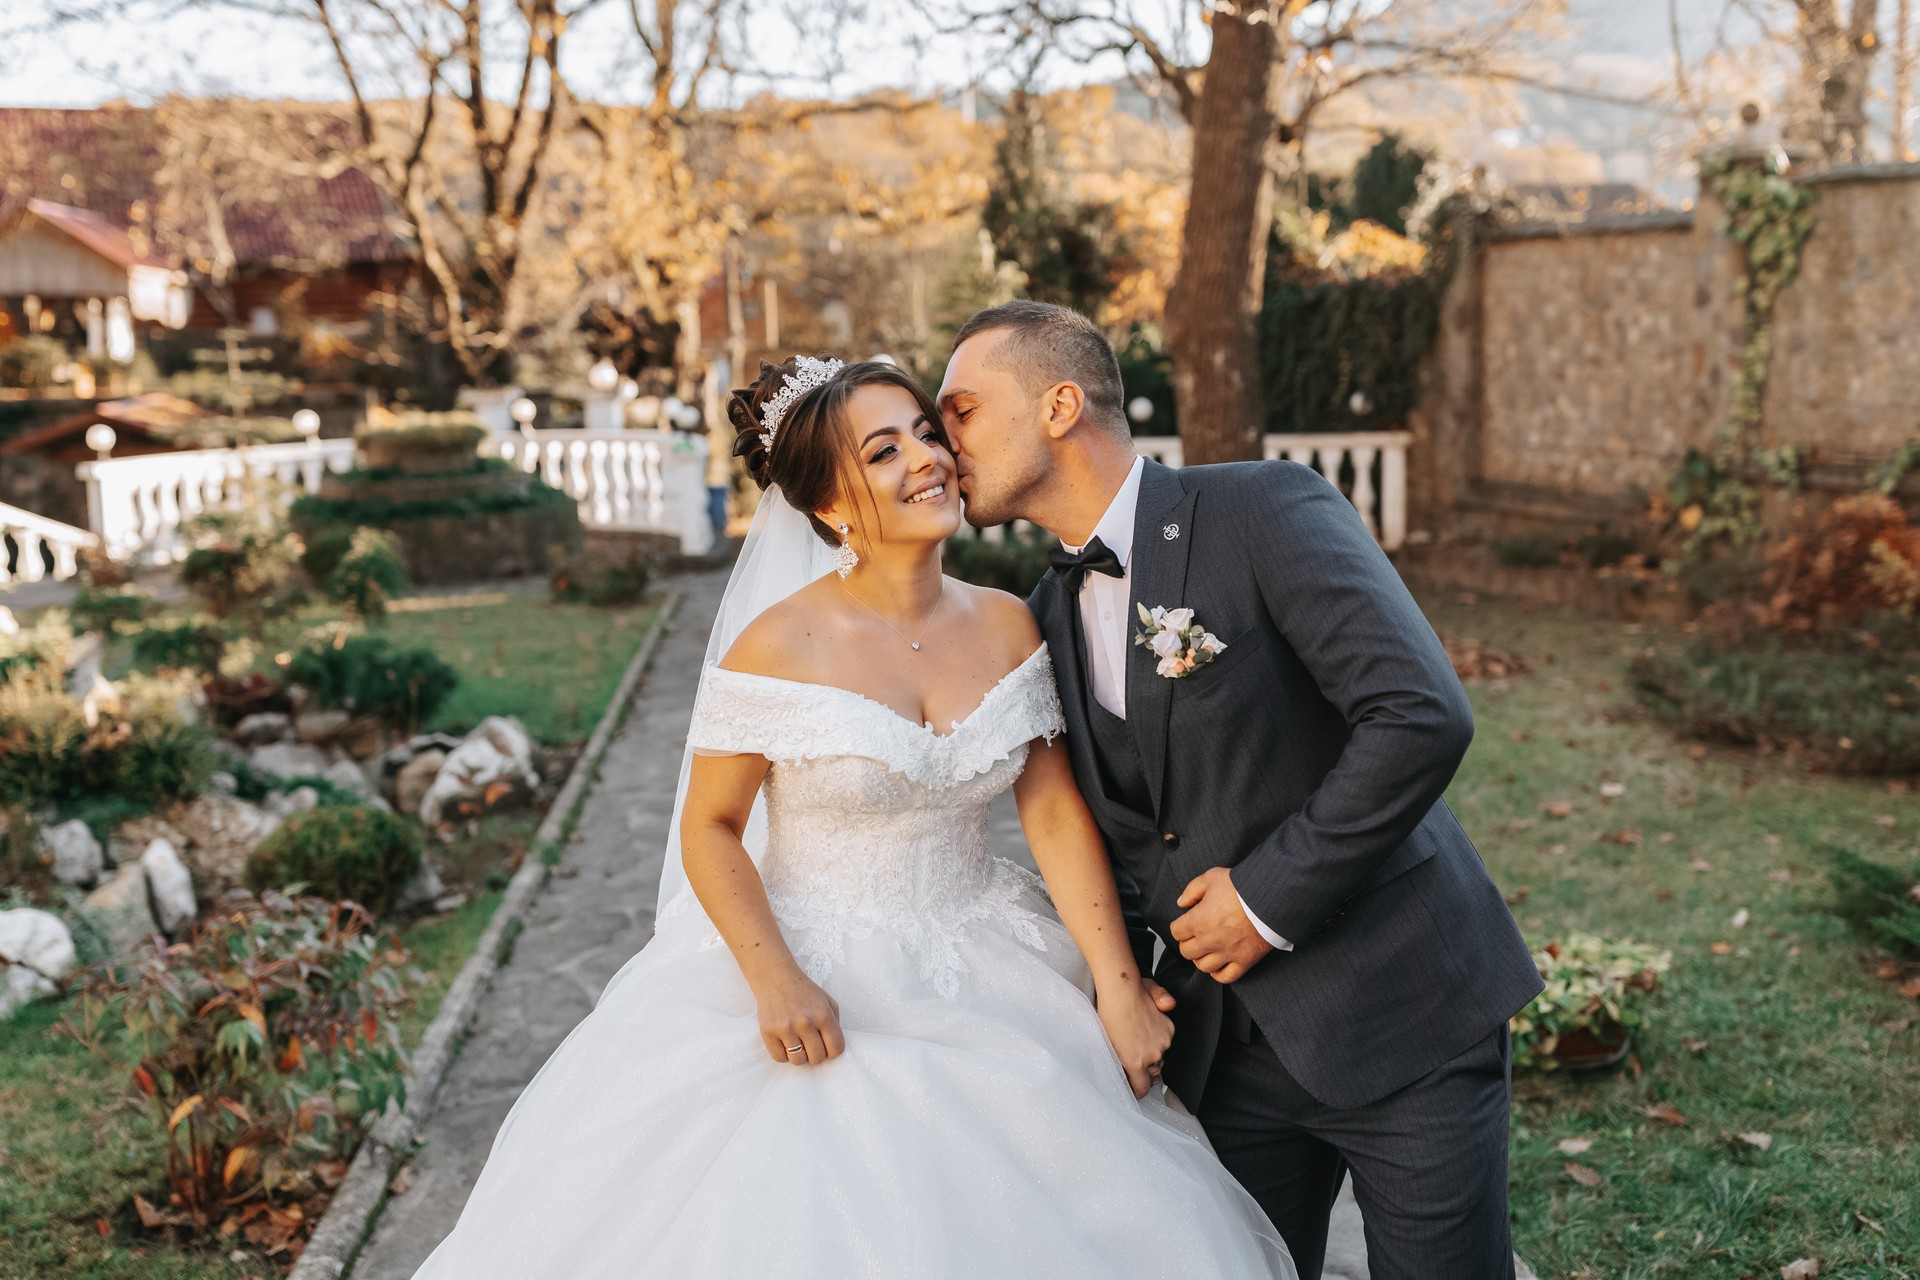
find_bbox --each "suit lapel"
[1125,461,1197,820]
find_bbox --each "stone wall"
[1413,161,1920,540]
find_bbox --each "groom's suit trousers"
[1201,994,1516,1280]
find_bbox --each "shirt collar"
[1061,455,1145,567]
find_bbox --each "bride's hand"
[1097,980,1175,1099]
[755,968,846,1067]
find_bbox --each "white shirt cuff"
[1234,889,1293,951]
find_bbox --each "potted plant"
[1510,932,1671,1071]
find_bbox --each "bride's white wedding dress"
[412,643,1295,1279]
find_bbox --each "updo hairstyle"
[728,356,948,547]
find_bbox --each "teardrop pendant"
[911,642,922,651]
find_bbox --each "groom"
[937,301,1544,1279]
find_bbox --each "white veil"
[654,485,837,918]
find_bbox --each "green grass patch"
[1422,591,1920,1278]
[0,890,501,1279]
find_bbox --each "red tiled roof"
[0,393,208,456]
[25,198,170,269]
[0,106,412,267]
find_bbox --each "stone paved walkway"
[347,565,1384,1278]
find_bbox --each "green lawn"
[1422,591,1920,1279]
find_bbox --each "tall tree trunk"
[1894,0,1915,159]
[1795,0,1882,162]
[1164,2,1283,465]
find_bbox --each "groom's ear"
[1041,381,1087,441]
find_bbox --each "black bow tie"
[1050,536,1125,593]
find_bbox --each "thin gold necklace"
[837,576,944,652]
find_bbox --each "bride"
[410,355,1296,1279]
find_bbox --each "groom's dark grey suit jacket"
[1028,458,1543,1112]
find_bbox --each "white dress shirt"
[1061,456,1292,952]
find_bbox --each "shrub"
[1631,613,1920,774]
[177,509,307,624]
[283,632,459,733]
[549,547,649,607]
[1491,533,1564,569]
[1827,845,1920,958]
[0,610,72,685]
[322,527,409,621]
[244,806,423,917]
[1763,493,1920,634]
[943,527,1056,596]
[66,583,156,635]
[289,474,575,526]
[1510,932,1671,1072]
[128,619,229,675]
[59,890,421,1233]
[0,670,217,809]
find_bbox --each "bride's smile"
[845,383,963,544]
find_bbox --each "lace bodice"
[665,644,1066,997]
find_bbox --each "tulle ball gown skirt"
[409,880,1296,1279]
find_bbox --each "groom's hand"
[1170,868,1273,984]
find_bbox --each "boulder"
[80,863,159,960]
[0,907,77,1019]
[40,819,103,887]
[323,759,377,799]
[394,749,447,818]
[232,712,292,745]
[248,741,333,780]
[264,786,321,818]
[112,814,190,871]
[141,839,198,937]
[209,770,239,795]
[295,709,353,745]
[338,715,386,760]
[163,793,281,892]
[419,717,540,826]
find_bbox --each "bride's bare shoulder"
[715,579,839,680]
[948,578,1044,663]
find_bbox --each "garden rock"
[141,838,197,937]
[232,712,292,745]
[0,908,77,1019]
[164,793,281,891]
[249,741,333,779]
[397,857,447,912]
[339,715,385,760]
[470,716,537,781]
[210,770,239,795]
[324,758,377,799]
[265,786,322,818]
[112,814,190,871]
[80,863,160,959]
[418,724,538,826]
[40,819,103,887]
[296,709,353,745]
[394,749,447,817]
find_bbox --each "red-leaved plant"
[61,888,422,1254]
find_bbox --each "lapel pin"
[1163,523,1180,541]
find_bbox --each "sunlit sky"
[0,0,1726,110]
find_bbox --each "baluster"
[1349,445,1378,539]
[52,537,81,581]
[643,441,666,527]
[1282,441,1315,467]
[1380,442,1408,551]
[588,439,614,525]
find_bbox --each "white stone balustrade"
[489,429,714,556]
[0,501,100,589]
[75,439,356,565]
[1131,431,1411,551]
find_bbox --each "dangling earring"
[833,523,859,580]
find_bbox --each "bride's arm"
[681,752,846,1067]
[1014,740,1176,1098]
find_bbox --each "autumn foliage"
[60,890,421,1255]
[1763,494,1920,633]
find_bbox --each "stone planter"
[377,505,581,585]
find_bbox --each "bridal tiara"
[758,355,845,453]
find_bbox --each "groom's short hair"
[953,301,1128,437]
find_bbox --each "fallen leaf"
[1689,858,1715,872]
[1542,801,1575,820]
[1711,941,1734,954]
[1600,828,1644,845]
[389,1165,414,1196]
[1600,781,1626,798]
[1505,885,1531,906]
[1854,1210,1886,1235]
[1644,1103,1689,1127]
[1769,867,1792,882]
[1557,1138,1594,1155]
[1564,1162,1603,1188]
[1781,1259,1819,1278]
[95,1218,111,1238]
[1682,1038,1710,1053]
[1731,908,1751,929]
[1687,743,1708,759]
[1739,1131,1774,1151]
[1762,832,1783,847]
[1658,831,1678,843]
[1874,814,1896,827]
[1884,1018,1913,1032]
[1897,978,1920,1000]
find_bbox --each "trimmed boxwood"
[244,804,423,916]
[284,633,459,733]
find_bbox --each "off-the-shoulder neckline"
[707,643,1050,741]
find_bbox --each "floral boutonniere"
[1134,604,1227,679]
